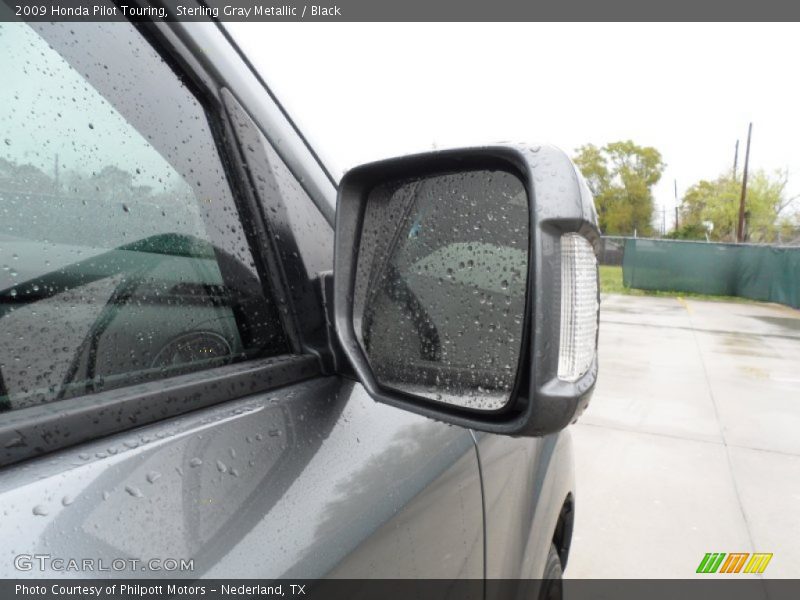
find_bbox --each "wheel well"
[552,493,574,569]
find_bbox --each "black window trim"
[213,19,340,197]
[167,14,338,226]
[0,14,328,468]
[141,15,331,357]
[219,89,336,369]
[137,19,306,355]
[0,355,321,468]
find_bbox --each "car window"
[0,21,289,411]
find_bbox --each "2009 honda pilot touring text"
[0,6,599,598]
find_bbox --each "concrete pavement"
[566,294,800,578]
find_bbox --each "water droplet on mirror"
[125,485,143,498]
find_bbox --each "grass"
[599,265,754,303]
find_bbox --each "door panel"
[479,433,542,578]
[0,377,483,578]
[477,431,574,581]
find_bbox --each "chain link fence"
[598,236,627,266]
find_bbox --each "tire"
[538,543,564,600]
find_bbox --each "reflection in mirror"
[354,169,529,411]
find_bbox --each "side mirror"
[333,145,599,436]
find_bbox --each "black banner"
[3,0,800,22]
[3,580,800,600]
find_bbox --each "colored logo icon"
[696,552,773,574]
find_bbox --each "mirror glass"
[354,169,529,411]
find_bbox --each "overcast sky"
[227,23,800,229]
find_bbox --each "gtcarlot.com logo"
[14,554,194,572]
[696,552,773,574]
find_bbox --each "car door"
[0,16,483,580]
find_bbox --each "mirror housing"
[334,145,600,436]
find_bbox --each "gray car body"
[0,18,575,580]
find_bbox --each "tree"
[573,141,665,236]
[664,222,709,240]
[677,169,797,242]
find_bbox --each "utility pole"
[736,123,752,243]
[732,139,739,180]
[674,179,679,230]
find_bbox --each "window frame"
[0,16,328,467]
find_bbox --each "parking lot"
[567,294,800,578]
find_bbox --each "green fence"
[622,238,800,308]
